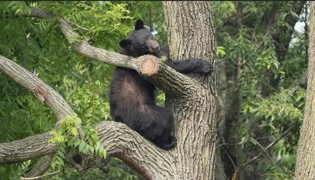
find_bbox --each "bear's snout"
[146,39,160,52]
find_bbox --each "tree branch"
[96,121,174,179]
[0,121,173,179]
[0,53,173,177]
[0,54,79,176]
[0,55,74,122]
[0,133,56,163]
[242,125,294,167]
[29,6,200,97]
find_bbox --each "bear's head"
[119,20,161,57]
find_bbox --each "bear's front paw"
[162,136,177,150]
[201,61,213,75]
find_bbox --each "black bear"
[109,19,213,150]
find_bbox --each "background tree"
[213,1,307,179]
[294,1,315,179]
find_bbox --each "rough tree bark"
[294,2,315,179]
[163,2,217,179]
[0,2,217,179]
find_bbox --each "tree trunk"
[163,2,217,179]
[294,2,315,179]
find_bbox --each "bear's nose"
[146,39,160,52]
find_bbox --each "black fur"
[109,20,213,150]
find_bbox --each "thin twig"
[21,171,60,180]
[242,124,294,167]
[67,20,89,31]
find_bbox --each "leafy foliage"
[46,158,142,180]
[213,1,307,179]
[0,1,140,179]
[243,87,305,152]
[49,114,107,169]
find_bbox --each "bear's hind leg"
[148,106,177,150]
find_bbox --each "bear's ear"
[119,39,132,48]
[135,19,144,30]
